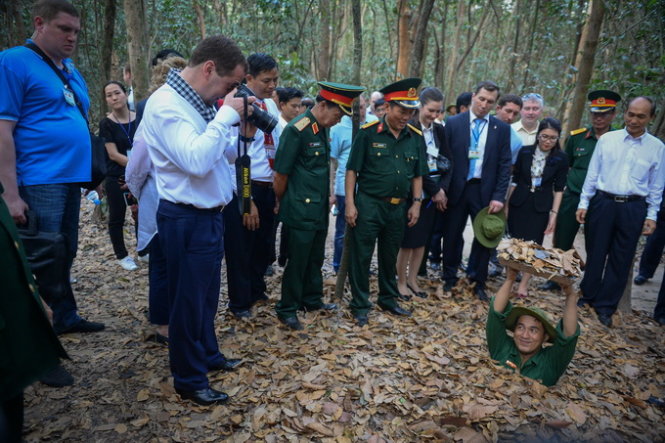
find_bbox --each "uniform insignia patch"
[312,122,319,134]
[294,117,310,131]
[570,127,586,136]
[362,120,379,129]
[372,142,387,148]
[377,123,384,133]
[308,142,321,147]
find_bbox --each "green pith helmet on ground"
[506,306,557,342]
[472,207,506,248]
[379,77,421,109]
[318,81,365,116]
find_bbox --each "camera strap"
[236,96,252,215]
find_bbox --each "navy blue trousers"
[580,193,647,316]
[637,206,665,278]
[441,182,490,289]
[223,185,275,313]
[147,234,169,325]
[157,200,226,391]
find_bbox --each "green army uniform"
[486,297,580,387]
[347,118,428,315]
[0,182,68,404]
[274,109,331,319]
[553,126,602,250]
[554,89,621,252]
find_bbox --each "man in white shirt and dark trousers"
[576,96,665,327]
[224,53,280,318]
[140,36,251,406]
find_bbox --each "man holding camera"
[274,82,364,331]
[223,53,281,319]
[141,35,249,406]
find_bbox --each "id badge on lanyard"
[63,86,76,106]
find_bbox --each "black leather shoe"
[176,387,229,406]
[634,275,648,285]
[474,286,489,302]
[58,318,105,335]
[354,315,368,327]
[380,304,412,317]
[40,364,74,387]
[209,358,242,372]
[397,292,412,301]
[443,280,456,292]
[232,309,251,319]
[540,280,561,291]
[597,313,613,327]
[278,316,303,330]
[407,284,427,298]
[303,303,338,312]
[577,298,590,308]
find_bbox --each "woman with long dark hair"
[507,117,569,297]
[99,81,138,271]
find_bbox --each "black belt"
[172,202,224,213]
[379,196,405,205]
[598,190,645,203]
[468,178,481,184]
[251,180,273,188]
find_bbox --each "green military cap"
[506,306,557,343]
[318,81,365,116]
[380,77,422,109]
[588,90,621,113]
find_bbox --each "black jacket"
[409,120,453,197]
[509,145,568,213]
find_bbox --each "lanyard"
[471,119,487,149]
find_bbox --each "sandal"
[407,283,428,298]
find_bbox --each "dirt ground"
[22,205,665,442]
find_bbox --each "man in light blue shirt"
[576,96,665,327]
[329,95,375,272]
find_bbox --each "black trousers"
[580,193,647,315]
[0,392,23,443]
[223,184,276,313]
[105,176,130,259]
[637,206,665,278]
[441,182,490,289]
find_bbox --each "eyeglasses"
[538,134,559,142]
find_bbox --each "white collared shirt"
[141,83,240,209]
[579,128,665,220]
[512,120,538,146]
[469,110,489,179]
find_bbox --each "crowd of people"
[2,0,665,435]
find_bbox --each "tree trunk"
[317,0,332,80]
[101,0,116,85]
[124,0,150,104]
[409,0,435,78]
[505,0,522,93]
[193,0,207,39]
[444,1,466,99]
[521,0,540,90]
[335,0,363,301]
[396,0,412,78]
[562,0,606,137]
[434,2,448,89]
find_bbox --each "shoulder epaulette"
[570,127,586,136]
[362,120,380,129]
[293,116,311,132]
[407,123,422,136]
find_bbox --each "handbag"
[17,210,69,304]
[25,43,107,190]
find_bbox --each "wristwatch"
[413,197,424,202]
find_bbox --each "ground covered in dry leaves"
[23,205,665,442]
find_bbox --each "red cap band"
[319,89,353,107]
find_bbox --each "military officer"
[543,90,621,291]
[274,81,364,330]
[345,78,428,326]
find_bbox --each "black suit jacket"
[444,111,512,207]
[509,145,569,213]
[409,120,453,196]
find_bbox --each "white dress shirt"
[141,83,239,209]
[469,110,489,179]
[579,128,665,220]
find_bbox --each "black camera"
[234,84,278,133]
